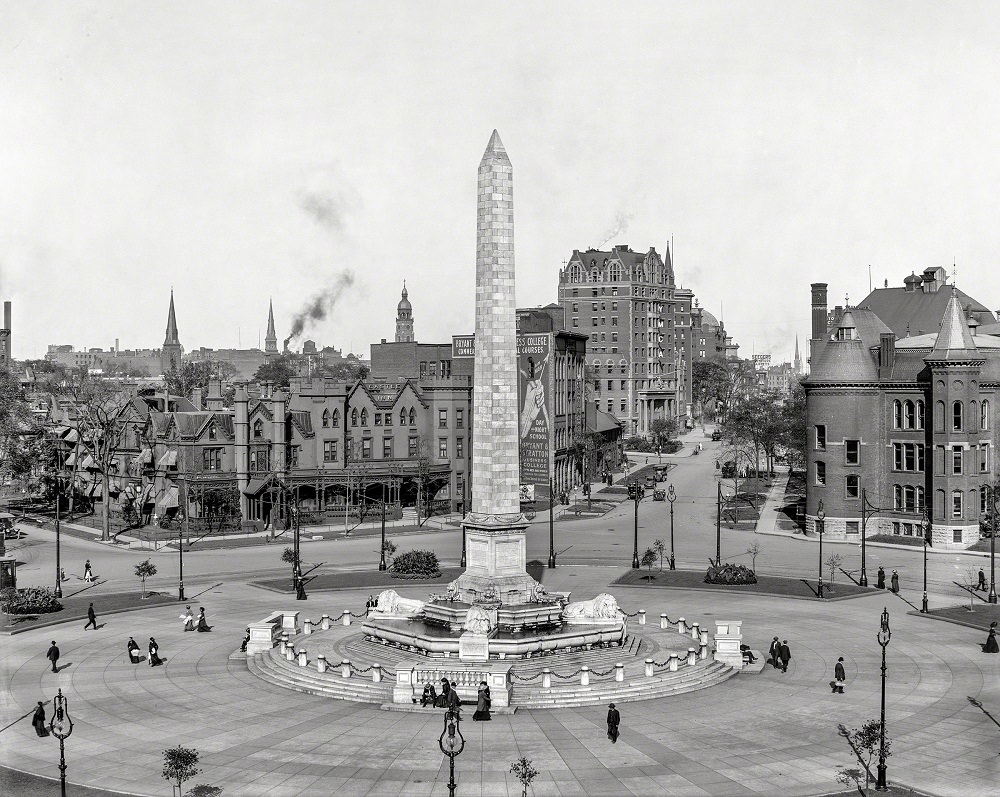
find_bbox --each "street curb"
[0,594,179,636]
[905,607,1000,633]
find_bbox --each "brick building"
[805,275,999,550]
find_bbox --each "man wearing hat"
[607,703,620,743]
[833,657,846,693]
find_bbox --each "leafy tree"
[691,359,729,423]
[0,369,45,488]
[164,362,237,406]
[721,389,784,475]
[134,559,157,599]
[280,547,296,566]
[779,380,808,474]
[509,756,539,797]
[843,720,890,793]
[315,360,369,381]
[162,746,201,795]
[381,539,397,565]
[649,417,678,450]
[252,355,297,388]
[201,485,241,533]
[641,547,657,577]
[653,538,666,571]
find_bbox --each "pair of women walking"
[180,606,211,632]
[127,636,163,666]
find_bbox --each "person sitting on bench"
[740,644,757,663]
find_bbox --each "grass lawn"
[925,601,1000,632]
[612,567,872,600]
[1,590,177,634]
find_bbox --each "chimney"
[115,337,120,354]
[878,333,895,371]
[810,283,828,341]
[206,379,224,410]
[191,387,204,409]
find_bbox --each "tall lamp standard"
[920,511,930,613]
[631,482,641,569]
[666,484,677,570]
[859,488,873,587]
[715,481,723,565]
[177,476,187,602]
[53,474,63,599]
[438,706,465,797]
[990,485,998,605]
[875,607,891,791]
[48,688,73,797]
[378,499,388,572]
[547,476,556,569]
[817,500,825,598]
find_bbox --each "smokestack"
[810,284,828,341]
[115,337,120,354]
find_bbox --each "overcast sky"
[3,1,1000,363]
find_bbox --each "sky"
[3,1,1000,364]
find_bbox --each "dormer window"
[253,420,263,439]
[208,425,217,440]
[835,326,856,341]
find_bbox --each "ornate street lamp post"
[715,481,723,565]
[921,511,930,613]
[666,484,677,570]
[379,499,388,572]
[631,483,641,569]
[547,476,556,569]
[859,488,873,587]
[53,475,63,599]
[990,485,998,605]
[817,500,825,599]
[48,688,73,797]
[438,706,465,797]
[875,607,891,791]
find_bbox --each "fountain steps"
[247,649,393,703]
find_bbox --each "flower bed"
[0,587,63,614]
[704,562,757,585]
[389,550,441,579]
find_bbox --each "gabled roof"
[928,289,979,361]
[289,410,313,438]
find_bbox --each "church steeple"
[793,335,802,375]
[265,299,278,356]
[161,291,182,374]
[395,282,414,343]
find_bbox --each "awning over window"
[242,476,273,496]
[62,428,80,444]
[156,485,179,512]
[136,449,153,465]
[79,454,97,470]
[65,453,77,467]
[139,483,155,506]
[157,450,178,469]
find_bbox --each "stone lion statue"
[373,589,425,616]
[562,593,621,621]
[464,605,493,636]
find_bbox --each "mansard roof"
[808,339,879,382]
[857,282,995,339]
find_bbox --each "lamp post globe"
[438,706,465,797]
[817,500,825,599]
[666,483,677,570]
[49,688,73,797]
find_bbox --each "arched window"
[915,486,925,511]
[903,400,915,429]
[915,400,925,430]
[569,264,582,282]
[591,268,600,282]
[934,401,945,432]
[208,425,217,440]
[893,400,903,429]
[609,263,621,281]
[969,490,979,519]
[952,490,964,518]
[903,485,915,512]
[971,400,979,432]
[400,408,407,427]
[331,408,340,426]
[893,484,902,510]
[952,401,964,431]
[620,359,627,374]
[360,408,368,426]
[606,359,614,374]
[983,400,991,430]
[253,420,263,439]
[351,408,358,427]
[409,408,416,426]
[322,409,330,428]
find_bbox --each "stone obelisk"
[451,130,539,606]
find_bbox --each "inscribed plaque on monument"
[468,540,488,569]
[496,540,521,569]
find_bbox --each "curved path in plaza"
[2,569,998,797]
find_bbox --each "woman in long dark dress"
[985,622,999,653]
[32,702,48,737]
[473,681,491,721]
[127,637,142,664]
[196,607,212,632]
[148,637,163,666]
[435,678,450,708]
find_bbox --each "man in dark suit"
[833,657,846,693]
[607,703,620,743]
[46,641,60,673]
[768,636,781,668]
[84,602,98,630]
[779,640,791,673]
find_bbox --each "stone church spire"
[395,282,414,342]
[793,335,802,375]
[161,291,182,374]
[164,290,180,345]
[265,299,278,355]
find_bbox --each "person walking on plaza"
[46,641,60,673]
[769,636,781,668]
[196,607,212,632]
[148,637,163,666]
[295,574,307,601]
[180,606,194,632]
[607,703,620,743]
[32,702,49,737]
[779,640,791,673]
[890,570,900,594]
[447,680,462,715]
[84,602,98,630]
[985,622,999,654]
[977,568,988,591]
[833,657,846,693]
[83,559,93,582]
[473,681,491,721]
[876,566,886,589]
[127,637,142,664]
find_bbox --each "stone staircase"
[247,647,393,704]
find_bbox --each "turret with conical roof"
[927,287,978,362]
[161,291,183,374]
[265,299,278,356]
[395,282,414,342]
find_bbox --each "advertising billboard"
[517,334,551,502]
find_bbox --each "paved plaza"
[2,562,999,796]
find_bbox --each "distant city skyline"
[4,3,1000,364]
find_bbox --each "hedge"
[389,549,441,579]
[704,562,757,585]
[1,587,63,614]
